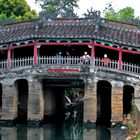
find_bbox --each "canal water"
[0,122,127,140]
[0,93,127,140]
[0,102,127,140]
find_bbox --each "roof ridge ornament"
[83,8,102,32]
[83,8,101,23]
[34,12,55,31]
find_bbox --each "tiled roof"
[36,22,96,38]
[0,23,35,43]
[0,18,140,47]
[0,20,96,44]
[96,24,140,47]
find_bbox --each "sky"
[26,0,140,17]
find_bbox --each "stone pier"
[28,79,44,122]
[111,85,123,122]
[1,83,17,121]
[84,81,97,123]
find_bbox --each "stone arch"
[42,78,84,122]
[96,80,112,126]
[0,83,2,116]
[14,79,28,123]
[123,85,134,116]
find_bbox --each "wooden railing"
[11,57,34,68]
[0,56,140,75]
[0,60,7,69]
[95,58,118,70]
[122,62,140,74]
[38,56,83,65]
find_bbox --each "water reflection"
[0,123,126,140]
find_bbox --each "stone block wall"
[1,84,17,120]
[84,82,97,123]
[111,87,123,122]
[83,79,124,123]
[28,79,44,121]
[0,67,139,125]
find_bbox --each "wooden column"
[91,40,95,65]
[7,46,11,68]
[33,39,38,65]
[118,45,122,70]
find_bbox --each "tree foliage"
[117,7,134,21]
[36,0,79,18]
[104,3,135,21]
[0,0,37,21]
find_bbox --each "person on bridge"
[55,52,63,64]
[65,51,71,64]
[81,52,91,64]
[102,54,110,66]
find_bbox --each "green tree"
[104,3,135,21]
[103,2,118,20]
[36,0,79,18]
[0,0,37,21]
[117,7,134,21]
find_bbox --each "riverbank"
[124,101,140,140]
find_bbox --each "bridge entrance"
[42,79,84,123]
[123,85,134,116]
[97,80,112,126]
[14,79,28,123]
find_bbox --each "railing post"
[7,45,11,69]
[33,39,38,65]
[118,45,122,70]
[91,39,95,65]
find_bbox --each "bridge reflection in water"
[0,123,126,140]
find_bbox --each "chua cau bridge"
[0,14,140,129]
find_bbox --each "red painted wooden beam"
[91,40,95,65]
[118,45,122,70]
[122,49,140,55]
[0,43,34,50]
[1,41,140,57]
[95,42,140,55]
[37,42,92,46]
[0,42,91,51]
[33,39,38,64]
[0,47,8,51]
[7,45,11,68]
[11,43,34,49]
[95,43,119,51]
